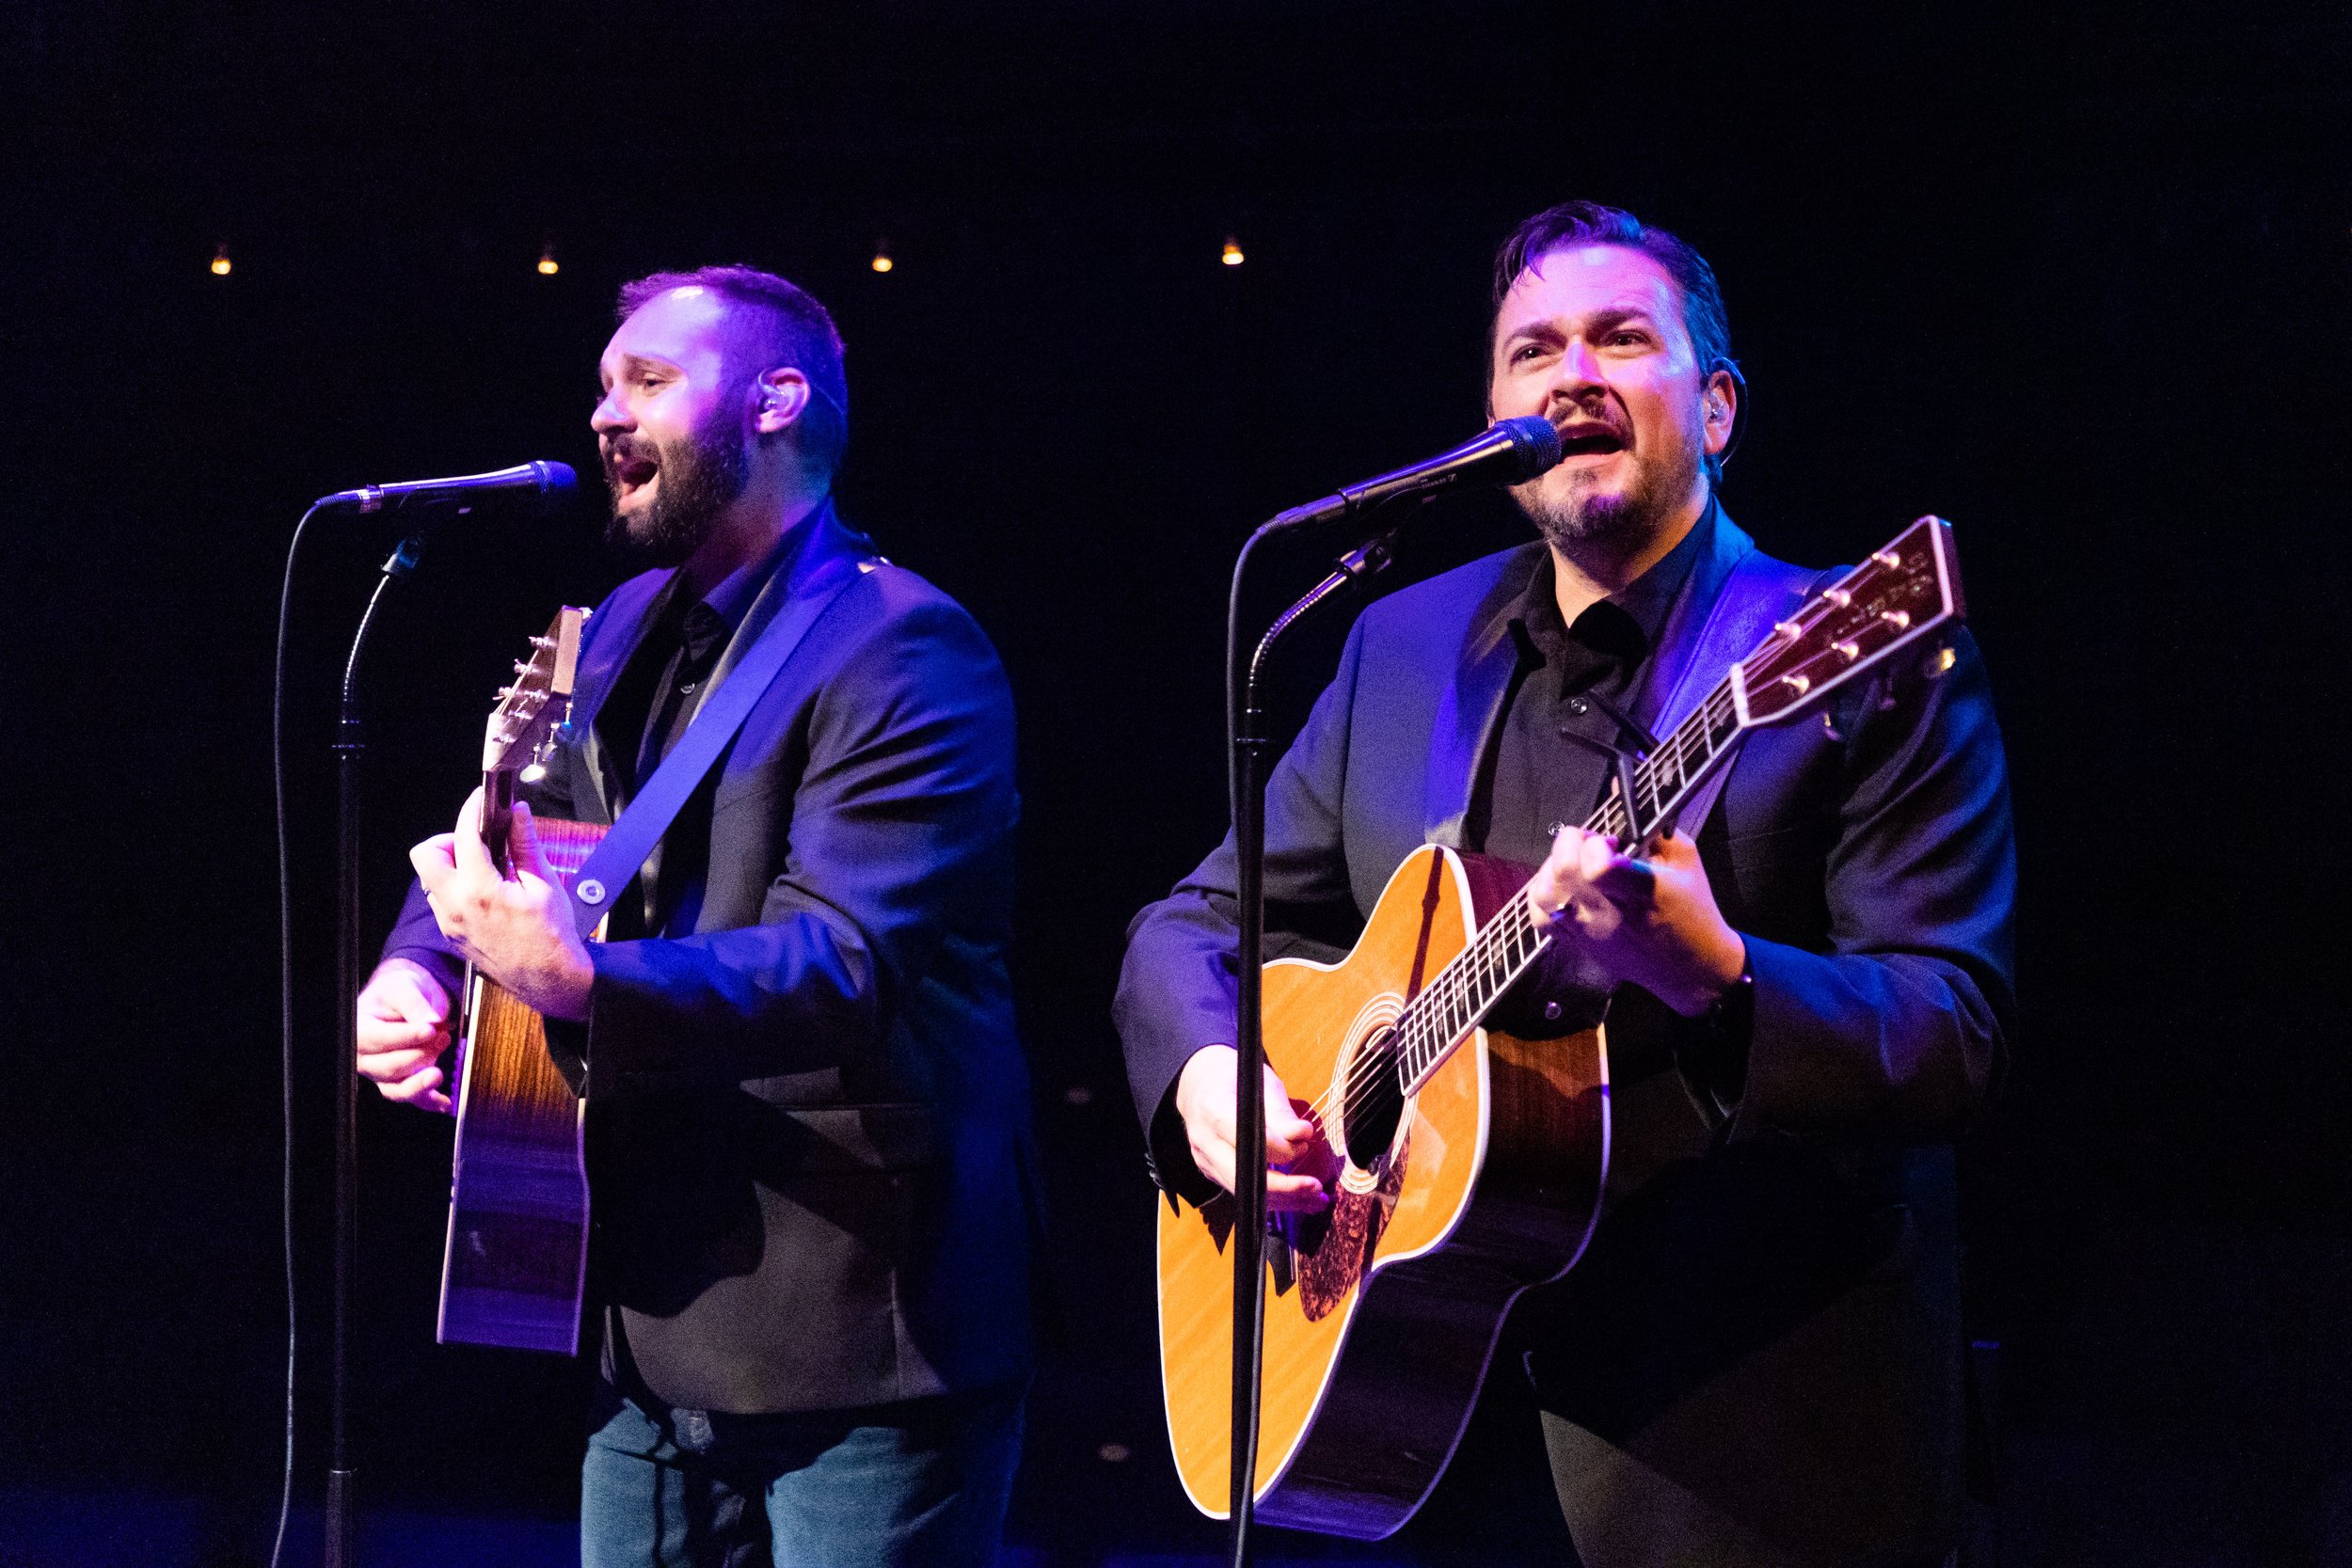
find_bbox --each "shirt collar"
[674,501,828,660]
[1511,496,1718,665]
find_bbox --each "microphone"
[1267,416,1564,532]
[314,460,578,515]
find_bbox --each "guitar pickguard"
[1292,1139,1407,1321]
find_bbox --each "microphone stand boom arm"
[1220,520,1400,1568]
[1211,416,1557,1565]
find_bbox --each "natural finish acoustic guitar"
[1157,517,1966,1537]
[437,606,605,1355]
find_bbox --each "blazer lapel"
[1631,499,1757,735]
[687,499,860,728]
[567,571,678,824]
[1414,512,1764,852]
[1422,570,1531,850]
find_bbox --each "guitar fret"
[1375,521,1956,1106]
[1395,892,1520,1088]
[1392,887,1562,1095]
[1573,673,1744,846]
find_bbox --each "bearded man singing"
[356,267,1036,1566]
[1118,203,2016,1566]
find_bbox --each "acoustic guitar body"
[437,814,607,1354]
[1156,843,1610,1539]
[1156,516,1969,1537]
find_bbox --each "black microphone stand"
[274,480,560,1568]
[1221,518,1401,1568]
[273,518,423,1568]
[326,533,422,1568]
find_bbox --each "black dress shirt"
[1473,512,1746,1096]
[593,531,801,939]
[1471,511,1708,869]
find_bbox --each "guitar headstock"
[1736,516,1963,727]
[482,607,589,776]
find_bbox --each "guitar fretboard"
[1388,670,1741,1093]
[1367,515,1958,1103]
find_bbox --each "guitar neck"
[1373,515,1963,1104]
[1389,673,1739,1093]
[1584,672,1744,847]
[481,768,518,877]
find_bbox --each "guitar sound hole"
[1342,1027,1406,1166]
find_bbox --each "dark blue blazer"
[389,504,1036,1414]
[1116,505,2016,1560]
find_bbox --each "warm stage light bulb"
[537,245,559,276]
[870,240,894,274]
[1221,236,1244,266]
[211,244,232,277]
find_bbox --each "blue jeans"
[580,1380,1025,1568]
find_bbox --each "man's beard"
[1515,443,1700,556]
[603,415,751,569]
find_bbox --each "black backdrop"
[7,3,2351,1562]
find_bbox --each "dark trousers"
[1391,1337,1957,1568]
[580,1379,1025,1568]
[1545,1414,1956,1568]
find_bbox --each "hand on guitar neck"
[357,788,595,1114]
[1528,823,1748,1018]
[1171,822,1744,1209]
[409,789,596,1024]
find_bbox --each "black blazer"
[1116,506,2015,1562]
[389,504,1036,1414]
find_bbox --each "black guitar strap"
[1641,549,1836,844]
[563,552,868,941]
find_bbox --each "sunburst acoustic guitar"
[1156,516,1967,1538]
[435,606,607,1355]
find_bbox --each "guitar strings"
[1295,673,1762,1137]
[1301,887,1546,1134]
[1298,683,1726,1133]
[1292,570,1918,1138]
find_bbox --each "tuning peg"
[519,733,562,784]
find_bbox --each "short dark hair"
[617,264,850,480]
[1491,201,1736,478]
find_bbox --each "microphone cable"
[268,502,325,1568]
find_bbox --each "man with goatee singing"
[1119,202,2015,1567]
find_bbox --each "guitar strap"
[1639,545,1834,844]
[563,551,868,940]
